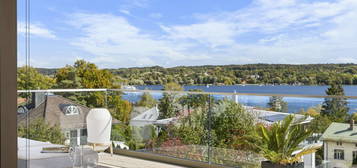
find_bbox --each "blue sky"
[17,0,357,68]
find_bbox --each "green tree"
[18,119,65,144]
[158,82,182,119]
[267,96,288,112]
[163,82,182,91]
[299,105,321,117]
[158,93,179,119]
[321,82,349,122]
[137,92,157,108]
[55,60,123,109]
[55,60,119,89]
[17,66,55,90]
[212,100,256,149]
[109,95,132,124]
[163,82,183,91]
[171,108,208,145]
[308,115,332,133]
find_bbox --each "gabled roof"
[244,106,313,125]
[130,106,160,126]
[131,107,159,121]
[18,95,91,130]
[320,122,357,143]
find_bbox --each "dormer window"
[64,105,80,115]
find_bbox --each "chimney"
[350,119,355,130]
[31,92,46,108]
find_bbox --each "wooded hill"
[36,63,357,85]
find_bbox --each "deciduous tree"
[17,66,55,90]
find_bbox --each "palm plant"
[248,115,315,166]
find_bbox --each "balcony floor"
[98,153,187,168]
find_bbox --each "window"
[336,141,343,146]
[80,129,88,145]
[353,151,357,165]
[334,149,344,160]
[64,105,80,115]
[80,129,87,137]
[70,130,78,138]
[65,131,70,139]
[69,130,79,146]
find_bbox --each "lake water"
[121,85,357,113]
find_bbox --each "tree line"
[37,63,357,86]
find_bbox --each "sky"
[17,0,357,68]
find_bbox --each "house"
[232,94,313,125]
[17,92,48,114]
[320,121,357,168]
[130,106,177,127]
[244,106,313,125]
[17,95,118,146]
[130,106,160,127]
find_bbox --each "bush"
[18,119,65,144]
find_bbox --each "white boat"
[122,85,137,90]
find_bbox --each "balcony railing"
[17,88,357,168]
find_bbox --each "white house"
[130,106,177,127]
[320,121,357,168]
[130,106,160,127]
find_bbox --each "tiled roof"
[320,122,357,143]
[18,95,91,130]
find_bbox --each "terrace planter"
[261,161,304,168]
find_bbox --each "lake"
[121,85,357,113]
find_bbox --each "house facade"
[320,122,357,168]
[18,95,92,146]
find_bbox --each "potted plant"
[247,115,316,168]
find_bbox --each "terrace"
[16,88,347,168]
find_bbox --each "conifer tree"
[321,82,349,122]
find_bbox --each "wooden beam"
[0,0,17,167]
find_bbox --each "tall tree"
[158,82,182,119]
[267,96,288,112]
[55,60,121,107]
[158,93,179,119]
[163,82,183,91]
[109,95,132,124]
[55,60,119,89]
[17,66,55,90]
[137,92,157,108]
[321,82,349,122]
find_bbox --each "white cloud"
[120,0,149,11]
[161,21,236,48]
[18,22,56,39]
[157,0,357,65]
[68,13,208,67]
[126,0,149,8]
[119,9,131,15]
[66,0,357,67]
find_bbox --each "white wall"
[324,141,357,168]
[303,152,315,168]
